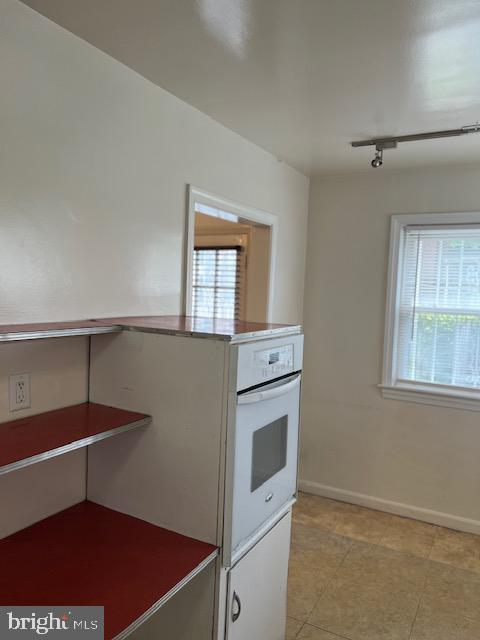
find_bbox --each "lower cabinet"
[226,510,291,640]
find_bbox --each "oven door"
[230,373,300,558]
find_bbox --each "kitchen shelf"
[0,402,151,475]
[92,315,301,343]
[0,316,301,343]
[0,320,121,343]
[0,501,218,640]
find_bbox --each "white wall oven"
[224,334,303,565]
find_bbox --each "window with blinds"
[192,247,244,320]
[395,225,480,390]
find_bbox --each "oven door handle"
[237,374,301,405]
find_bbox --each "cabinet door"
[226,511,291,640]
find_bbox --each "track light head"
[371,148,383,168]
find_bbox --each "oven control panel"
[235,333,303,391]
[253,344,294,379]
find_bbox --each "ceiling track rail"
[351,122,480,168]
[351,123,480,148]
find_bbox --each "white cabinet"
[226,511,291,640]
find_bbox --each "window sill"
[379,383,480,412]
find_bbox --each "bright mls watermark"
[0,607,104,639]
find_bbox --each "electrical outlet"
[9,373,31,411]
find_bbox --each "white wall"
[0,0,309,325]
[0,0,308,538]
[301,164,480,532]
[0,337,88,537]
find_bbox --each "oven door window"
[251,415,288,492]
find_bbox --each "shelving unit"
[0,320,121,343]
[0,402,151,475]
[1,315,300,639]
[0,317,222,639]
[0,501,218,640]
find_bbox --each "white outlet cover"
[9,373,31,411]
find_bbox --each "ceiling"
[21,0,480,176]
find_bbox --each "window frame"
[381,211,480,411]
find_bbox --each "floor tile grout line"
[295,518,431,561]
[293,528,433,636]
[406,556,432,640]
[296,537,429,640]
[376,520,391,549]
[289,616,305,624]
[291,521,355,625]
[426,522,440,562]
[422,559,480,626]
[294,517,480,579]
[293,498,480,638]
[291,512,349,623]
[463,612,480,624]
[319,535,355,594]
[297,491,468,540]
[297,492,480,546]
[303,537,355,631]
[427,549,480,578]
[305,620,354,640]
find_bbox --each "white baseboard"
[298,479,480,535]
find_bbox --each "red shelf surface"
[0,402,150,475]
[0,501,217,639]
[0,320,121,342]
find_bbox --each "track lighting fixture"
[369,140,397,168]
[352,123,480,168]
[371,147,383,168]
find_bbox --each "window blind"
[192,247,245,320]
[396,225,480,389]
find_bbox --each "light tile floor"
[287,492,480,640]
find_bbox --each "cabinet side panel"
[127,562,215,640]
[88,331,226,544]
[0,450,86,538]
[0,337,89,538]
